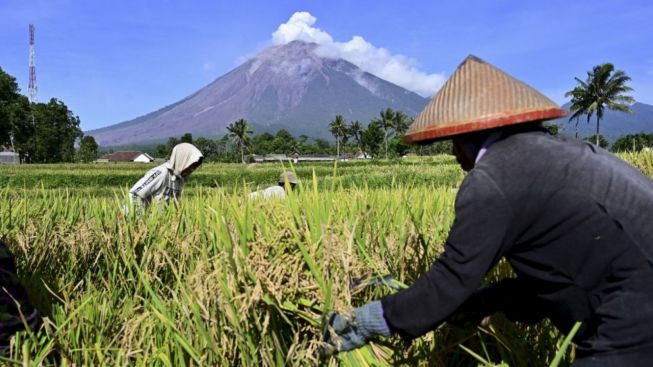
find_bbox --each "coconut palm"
[226,118,253,163]
[329,114,348,158]
[348,120,364,154]
[379,107,395,159]
[393,110,411,135]
[564,86,591,139]
[566,63,634,146]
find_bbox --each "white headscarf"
[168,143,203,180]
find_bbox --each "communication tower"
[28,24,37,103]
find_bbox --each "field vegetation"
[0,152,651,366]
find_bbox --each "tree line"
[576,132,653,152]
[146,110,452,163]
[328,108,413,160]
[144,127,653,165]
[0,67,88,163]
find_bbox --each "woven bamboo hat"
[404,55,566,143]
[279,170,297,185]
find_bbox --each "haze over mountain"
[87,41,429,147]
[553,102,653,142]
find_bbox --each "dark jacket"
[381,130,653,357]
[0,240,40,348]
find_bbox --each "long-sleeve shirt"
[129,163,183,211]
[128,143,203,213]
[249,185,286,199]
[381,130,653,356]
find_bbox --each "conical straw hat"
[404,55,566,143]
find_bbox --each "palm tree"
[226,118,253,163]
[566,63,634,146]
[348,120,364,154]
[393,110,411,135]
[379,107,395,159]
[564,86,591,139]
[329,115,348,158]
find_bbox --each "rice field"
[0,152,651,366]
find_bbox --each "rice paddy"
[0,152,651,366]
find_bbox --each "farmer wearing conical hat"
[322,56,653,365]
[249,170,298,199]
[128,143,203,213]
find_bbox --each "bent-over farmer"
[128,143,203,213]
[321,55,653,366]
[249,170,297,199]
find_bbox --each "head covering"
[404,55,566,143]
[168,143,203,179]
[278,170,297,185]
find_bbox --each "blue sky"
[1,0,652,132]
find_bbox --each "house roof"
[99,151,146,162]
[133,153,154,161]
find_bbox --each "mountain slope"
[88,41,429,146]
[553,102,653,141]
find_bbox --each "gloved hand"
[447,284,501,329]
[320,301,391,358]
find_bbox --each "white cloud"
[272,12,333,45]
[272,12,445,97]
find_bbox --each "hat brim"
[404,107,566,144]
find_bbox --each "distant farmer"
[249,170,297,199]
[0,239,40,352]
[128,143,203,213]
[321,55,653,366]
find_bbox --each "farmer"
[0,239,40,351]
[249,170,297,199]
[321,55,653,365]
[128,143,203,213]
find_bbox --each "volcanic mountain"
[88,40,430,147]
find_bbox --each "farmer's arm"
[450,278,547,327]
[381,170,516,339]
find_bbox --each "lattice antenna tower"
[28,24,37,103]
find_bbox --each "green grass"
[0,152,650,366]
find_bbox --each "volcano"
[87,40,429,146]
